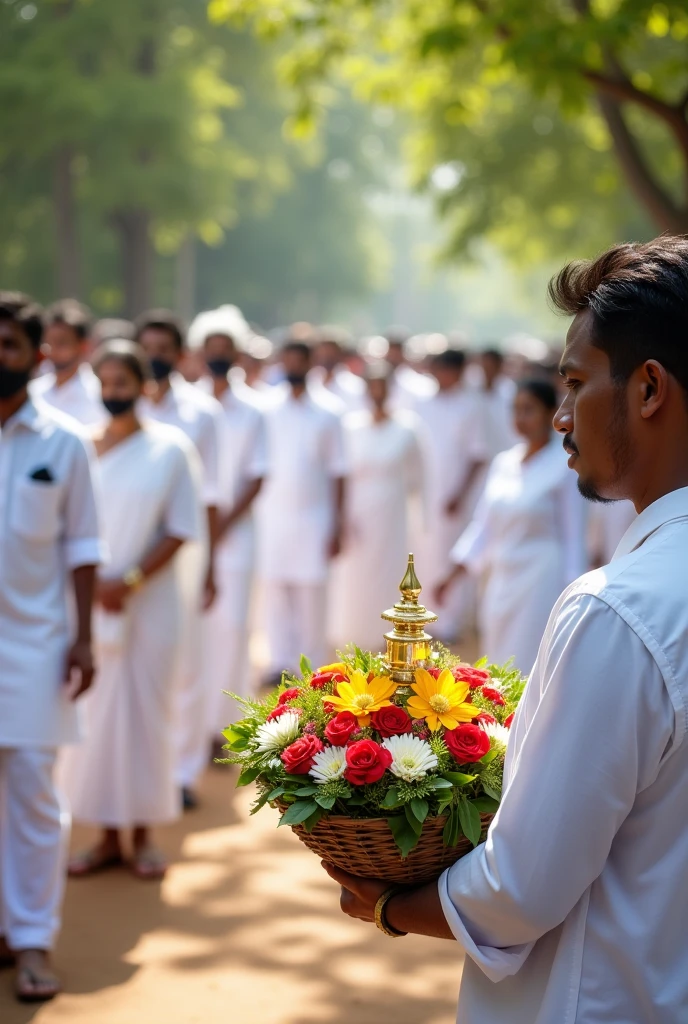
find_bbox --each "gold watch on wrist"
[374,887,408,937]
[123,565,144,590]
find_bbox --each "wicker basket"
[277,804,493,884]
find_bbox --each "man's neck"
[0,388,29,427]
[212,377,230,401]
[55,362,81,388]
[290,384,307,400]
[148,376,172,404]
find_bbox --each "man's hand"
[66,640,95,700]
[97,578,130,612]
[321,861,388,923]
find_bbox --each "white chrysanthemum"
[254,712,301,752]
[309,746,348,784]
[480,721,510,750]
[382,735,438,782]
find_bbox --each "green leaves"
[299,653,313,677]
[387,815,421,858]
[237,765,263,787]
[458,798,482,847]
[222,724,251,752]
[442,771,476,787]
[278,800,319,827]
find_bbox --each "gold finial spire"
[381,554,437,686]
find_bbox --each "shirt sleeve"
[163,443,203,543]
[556,469,588,583]
[63,435,107,569]
[324,413,348,478]
[195,409,222,507]
[438,592,675,982]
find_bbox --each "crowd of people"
[0,288,636,1001]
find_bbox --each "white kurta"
[257,387,347,585]
[30,364,105,427]
[308,366,366,412]
[61,425,200,826]
[440,486,688,1024]
[451,438,586,674]
[329,411,423,652]
[414,385,489,639]
[0,399,104,747]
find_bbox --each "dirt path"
[0,764,463,1024]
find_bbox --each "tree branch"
[596,95,688,232]
[585,71,688,162]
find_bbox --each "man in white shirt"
[323,236,688,1023]
[0,293,103,1002]
[258,340,347,681]
[135,309,223,808]
[187,307,268,742]
[415,348,489,642]
[475,348,518,458]
[308,327,366,412]
[29,299,104,426]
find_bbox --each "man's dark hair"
[0,291,43,348]
[133,309,185,351]
[92,339,150,384]
[517,378,558,412]
[432,348,466,371]
[549,236,688,394]
[482,347,504,365]
[282,341,311,361]
[45,298,93,340]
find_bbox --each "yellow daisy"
[406,668,475,731]
[327,670,396,725]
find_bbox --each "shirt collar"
[3,397,47,434]
[612,486,688,560]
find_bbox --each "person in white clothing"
[309,327,366,412]
[437,379,587,675]
[323,236,688,1024]
[135,309,222,808]
[329,364,423,652]
[258,340,347,681]
[414,349,489,642]
[29,299,104,426]
[476,349,519,457]
[188,308,268,738]
[383,332,438,410]
[0,293,103,1002]
[63,341,201,881]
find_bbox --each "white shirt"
[389,364,437,410]
[30,363,105,427]
[480,377,519,458]
[415,385,489,511]
[440,486,688,1023]
[308,366,366,412]
[0,399,104,747]
[139,373,221,506]
[257,386,347,584]
[197,380,268,573]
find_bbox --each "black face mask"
[103,396,136,417]
[286,373,307,388]
[206,358,233,378]
[149,357,174,381]
[0,366,31,399]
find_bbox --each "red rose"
[267,705,297,722]
[473,711,496,726]
[310,671,347,690]
[427,667,441,679]
[344,739,392,785]
[278,687,301,705]
[323,701,336,714]
[504,712,514,729]
[453,664,491,689]
[281,735,324,774]
[444,723,490,763]
[371,704,413,738]
[481,685,505,706]
[325,712,359,746]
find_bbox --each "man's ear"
[638,360,669,420]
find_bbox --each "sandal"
[130,847,168,881]
[68,847,124,878]
[14,952,61,1003]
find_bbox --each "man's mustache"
[563,433,579,456]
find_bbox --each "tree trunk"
[113,208,153,318]
[53,146,82,298]
[175,235,196,324]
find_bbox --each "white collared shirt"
[30,363,105,427]
[0,398,105,747]
[139,373,221,506]
[257,386,347,583]
[440,486,688,1023]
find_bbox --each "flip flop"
[67,848,124,878]
[15,963,61,1003]
[130,848,168,881]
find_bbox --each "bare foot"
[68,838,123,877]
[14,949,61,1002]
[131,845,168,880]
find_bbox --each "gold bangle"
[123,566,144,590]
[374,887,408,937]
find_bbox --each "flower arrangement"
[222,646,524,862]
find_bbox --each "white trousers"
[202,568,253,734]
[263,582,328,676]
[0,748,69,950]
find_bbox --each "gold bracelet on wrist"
[123,565,144,590]
[374,887,408,937]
